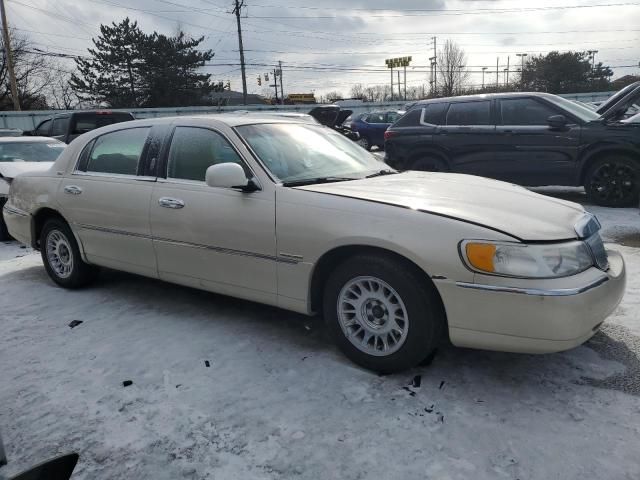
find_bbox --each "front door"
[57,126,158,277]
[149,125,277,305]
[495,97,581,185]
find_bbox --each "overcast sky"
[7,0,640,98]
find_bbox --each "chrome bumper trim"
[456,276,609,297]
[2,205,28,217]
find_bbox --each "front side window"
[236,123,381,183]
[35,119,52,135]
[366,113,386,124]
[0,141,65,162]
[86,128,150,175]
[500,98,557,125]
[51,117,70,136]
[167,127,244,182]
[446,101,492,126]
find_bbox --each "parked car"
[385,87,640,207]
[308,105,359,141]
[0,137,65,240]
[27,110,135,144]
[348,110,404,151]
[3,116,625,373]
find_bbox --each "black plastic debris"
[439,380,445,390]
[204,360,210,368]
[175,384,182,389]
[68,320,83,329]
[412,375,422,388]
[122,380,133,387]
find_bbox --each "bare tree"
[436,39,470,97]
[47,68,81,109]
[350,83,365,99]
[325,90,343,103]
[0,31,53,110]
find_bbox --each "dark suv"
[30,110,135,144]
[384,86,640,207]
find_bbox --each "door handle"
[63,185,82,195]
[158,197,185,209]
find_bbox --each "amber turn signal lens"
[465,243,496,272]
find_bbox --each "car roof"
[93,114,322,129]
[0,136,64,144]
[414,91,560,105]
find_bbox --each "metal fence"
[0,91,616,131]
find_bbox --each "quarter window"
[421,103,447,125]
[445,101,492,125]
[86,128,150,175]
[500,98,558,125]
[35,119,52,135]
[167,127,244,182]
[51,117,69,136]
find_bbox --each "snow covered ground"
[1,190,640,480]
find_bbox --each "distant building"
[205,90,268,106]
[286,93,317,104]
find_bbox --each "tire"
[40,218,98,288]
[410,156,449,172]
[323,254,445,374]
[0,198,10,241]
[584,155,639,207]
[357,136,372,151]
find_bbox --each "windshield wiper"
[365,169,398,178]
[282,176,358,187]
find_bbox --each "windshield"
[236,123,382,183]
[544,95,601,122]
[0,141,65,162]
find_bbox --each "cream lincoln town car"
[3,115,626,372]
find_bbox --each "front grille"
[585,233,609,271]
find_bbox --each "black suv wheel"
[585,156,639,207]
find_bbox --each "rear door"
[51,115,70,142]
[436,100,498,177]
[363,112,390,147]
[495,97,581,185]
[57,125,159,277]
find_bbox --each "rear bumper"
[2,203,31,245]
[435,250,626,354]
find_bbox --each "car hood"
[0,161,54,180]
[297,172,586,241]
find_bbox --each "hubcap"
[590,162,638,204]
[337,276,409,356]
[46,230,74,279]
[358,138,369,149]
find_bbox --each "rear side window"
[51,117,69,136]
[71,113,134,135]
[35,119,52,135]
[167,127,244,182]
[386,112,402,123]
[393,108,421,127]
[446,101,492,125]
[366,113,386,124]
[500,98,557,125]
[85,128,150,175]
[421,103,447,125]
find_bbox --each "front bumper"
[435,249,626,354]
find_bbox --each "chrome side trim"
[3,205,28,217]
[75,223,298,264]
[455,276,609,296]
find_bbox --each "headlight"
[461,240,594,278]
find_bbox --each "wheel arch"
[407,147,451,170]
[579,145,640,185]
[31,208,87,261]
[308,244,447,328]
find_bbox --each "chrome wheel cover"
[337,276,409,356]
[46,229,74,279]
[357,137,369,149]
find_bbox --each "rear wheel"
[323,254,445,373]
[357,136,372,151]
[40,218,98,288]
[584,156,639,207]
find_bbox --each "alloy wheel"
[337,276,409,356]
[588,161,638,205]
[46,229,74,279]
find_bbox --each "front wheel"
[40,218,98,288]
[584,156,639,207]
[357,136,372,151]
[323,254,445,373]
[410,156,449,172]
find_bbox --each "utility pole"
[0,0,20,111]
[233,0,247,105]
[278,60,284,105]
[270,69,279,104]
[505,56,510,88]
[432,36,437,94]
[403,63,407,101]
[397,70,401,100]
[496,57,499,88]
[481,67,487,89]
[516,53,527,90]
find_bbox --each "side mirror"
[547,115,568,129]
[205,163,256,191]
